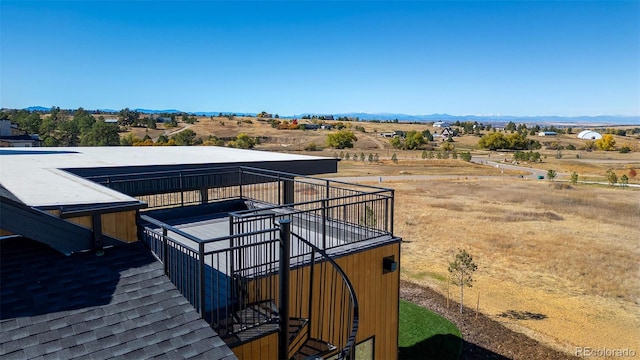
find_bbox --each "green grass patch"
[399,300,462,360]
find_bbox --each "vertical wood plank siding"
[234,241,400,360]
[232,332,278,359]
[45,209,138,243]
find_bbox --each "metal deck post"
[199,242,205,318]
[278,219,291,360]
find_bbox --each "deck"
[144,207,395,278]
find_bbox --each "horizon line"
[7,105,640,120]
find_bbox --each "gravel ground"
[400,280,576,360]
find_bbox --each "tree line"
[1,107,120,146]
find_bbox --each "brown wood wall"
[47,209,138,243]
[236,241,400,360]
[336,242,400,360]
[232,332,278,359]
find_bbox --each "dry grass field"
[351,174,640,356]
[300,141,640,356]
[122,117,640,356]
[326,150,640,356]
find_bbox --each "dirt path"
[363,132,389,150]
[151,124,192,141]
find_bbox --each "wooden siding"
[47,209,138,243]
[232,332,278,359]
[239,242,400,360]
[336,242,400,360]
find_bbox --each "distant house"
[538,131,557,136]
[577,130,602,140]
[0,120,20,136]
[0,120,42,147]
[0,135,42,147]
[104,118,118,124]
[380,131,406,138]
[321,115,334,121]
[433,121,451,128]
[440,127,458,138]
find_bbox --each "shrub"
[326,130,357,149]
[620,175,629,187]
[606,169,618,185]
[570,172,579,185]
[459,151,472,162]
[595,134,616,151]
[304,142,319,151]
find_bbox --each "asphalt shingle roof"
[0,238,236,360]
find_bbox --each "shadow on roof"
[0,237,156,319]
[0,149,79,155]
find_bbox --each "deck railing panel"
[103,167,392,358]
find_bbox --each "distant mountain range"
[322,113,640,126]
[20,106,640,126]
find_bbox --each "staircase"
[213,300,334,359]
[292,338,336,360]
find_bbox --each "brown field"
[347,172,640,357]
[122,117,640,356]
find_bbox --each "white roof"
[577,130,602,140]
[0,147,328,207]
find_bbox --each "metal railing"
[139,214,280,335]
[138,214,358,359]
[86,166,394,236]
[100,166,392,358]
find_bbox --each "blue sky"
[1,1,639,117]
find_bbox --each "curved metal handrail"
[290,231,359,359]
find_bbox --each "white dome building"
[577,130,602,140]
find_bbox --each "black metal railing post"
[199,241,205,318]
[307,248,316,338]
[179,172,184,207]
[277,174,281,205]
[390,189,395,234]
[239,168,243,200]
[229,215,235,307]
[325,179,331,205]
[321,199,327,250]
[278,219,291,360]
[385,197,389,232]
[162,227,169,275]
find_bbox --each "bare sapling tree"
[448,249,478,314]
